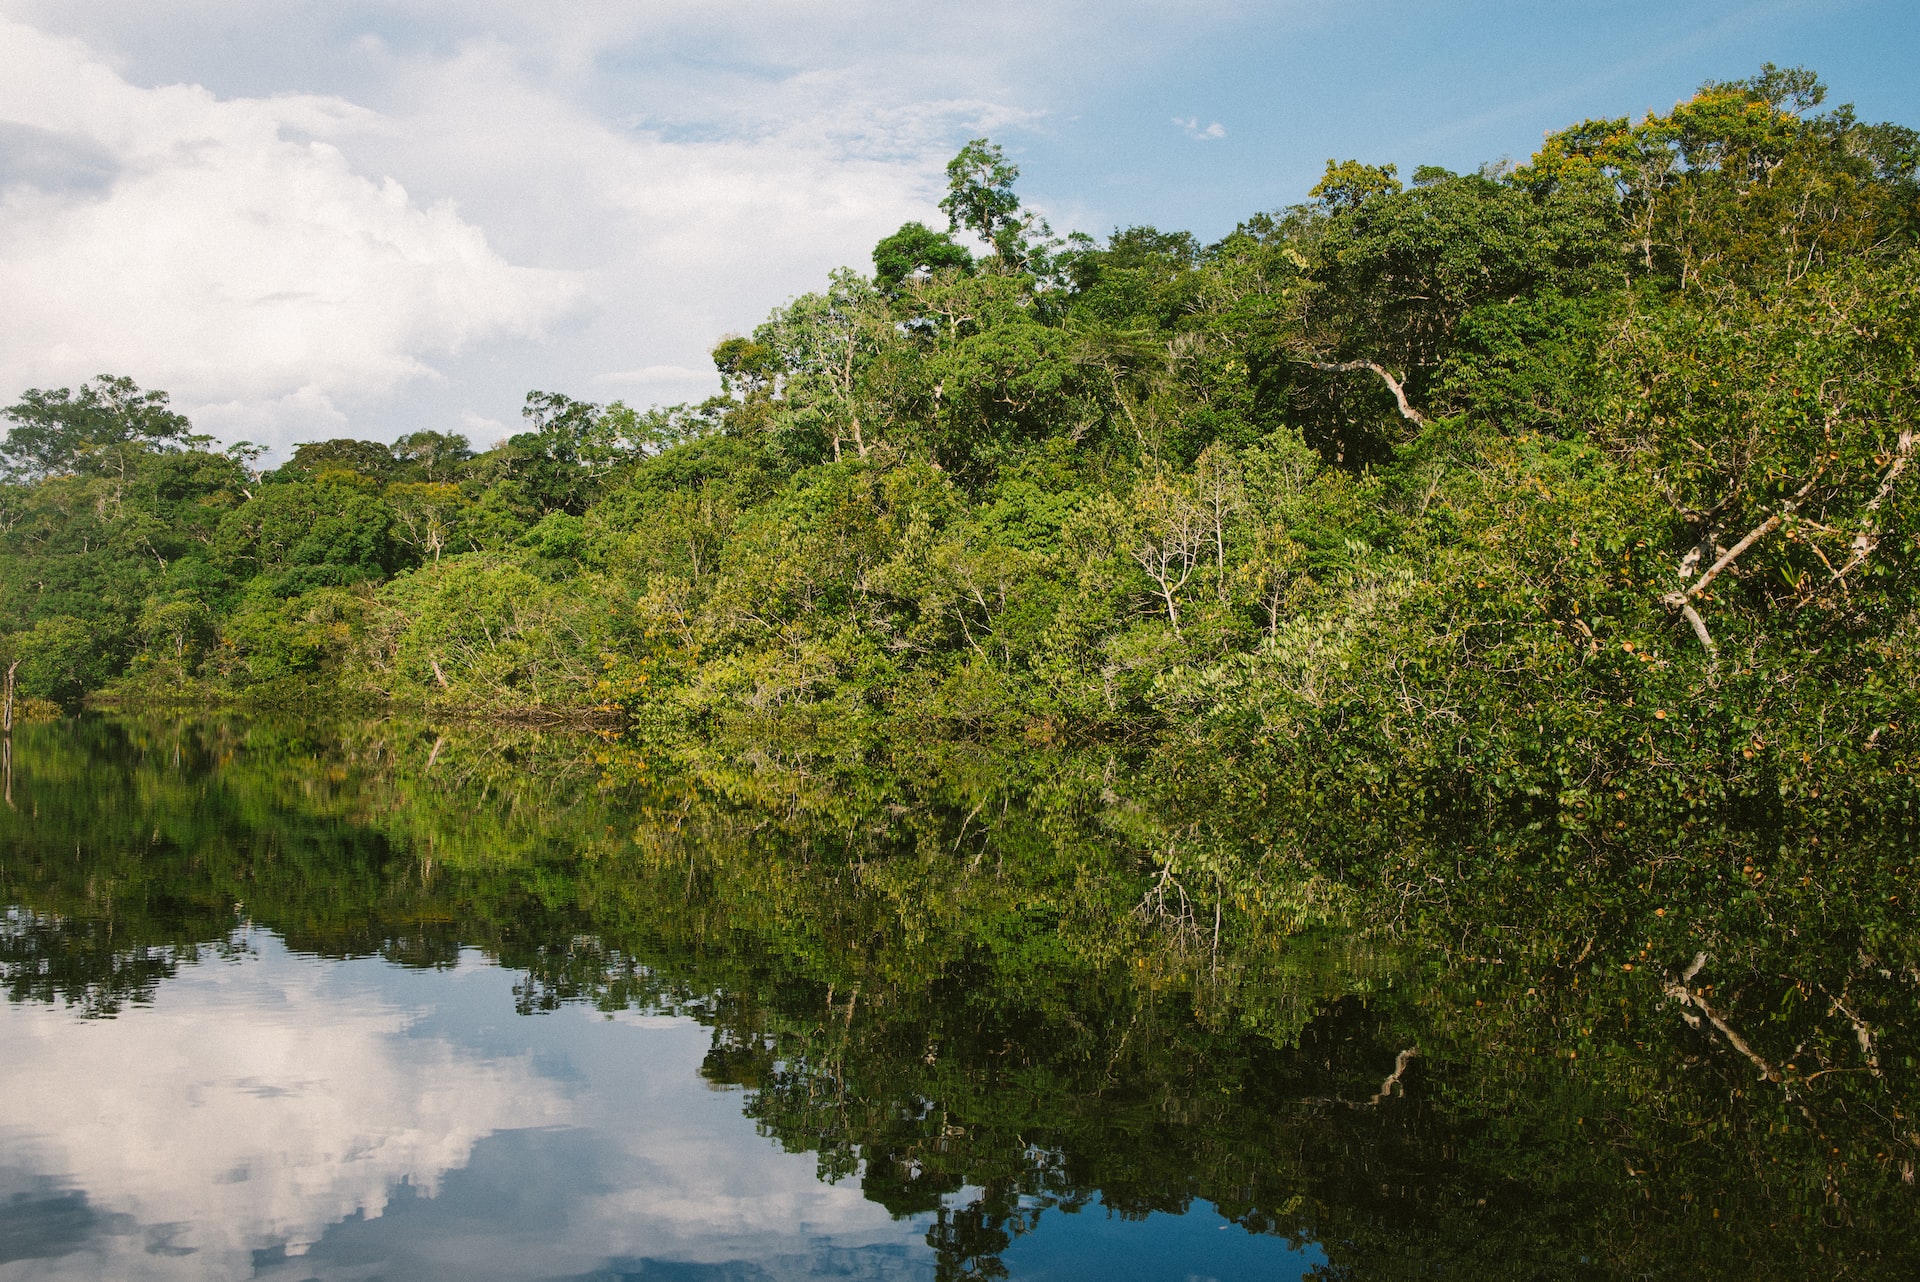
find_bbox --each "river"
[0,716,1912,1279]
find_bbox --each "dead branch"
[1310,360,1427,427]
[1674,598,1720,666]
[1826,991,1883,1077]
[1685,513,1785,599]
[1665,952,1782,1083]
[1369,1048,1419,1104]
[1660,463,1829,663]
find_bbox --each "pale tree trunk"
[1309,360,1427,427]
[1129,480,1206,636]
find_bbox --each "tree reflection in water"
[0,715,1913,1279]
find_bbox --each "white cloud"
[0,19,580,453]
[0,932,931,1280]
[0,932,567,1278]
[0,1,1271,453]
[1175,115,1228,140]
[596,365,711,383]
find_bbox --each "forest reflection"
[0,715,1913,1280]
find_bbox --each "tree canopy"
[0,64,1911,836]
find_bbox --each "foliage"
[873,220,974,286]
[0,374,196,480]
[0,64,1912,828]
[2,68,1916,1273]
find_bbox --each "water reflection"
[0,929,1314,1281]
[0,933,918,1279]
[0,715,1913,1279]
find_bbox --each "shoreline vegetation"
[3,61,1916,1277]
[1,64,1916,834]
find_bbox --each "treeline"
[3,64,1918,814]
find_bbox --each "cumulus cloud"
[0,1,1265,451]
[329,35,1034,425]
[0,932,929,1280]
[0,932,567,1278]
[0,20,581,452]
[1175,115,1228,140]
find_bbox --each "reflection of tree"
[0,716,1914,1277]
[0,911,194,1017]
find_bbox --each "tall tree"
[1,375,194,480]
[940,139,1051,271]
[873,221,974,287]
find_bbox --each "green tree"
[280,438,397,482]
[391,430,473,481]
[1308,158,1402,212]
[212,480,403,596]
[1521,65,1919,293]
[940,138,1051,271]
[755,269,891,461]
[1,375,194,480]
[873,221,974,286]
[10,616,114,704]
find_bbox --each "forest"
[2,63,1917,828]
[4,64,1920,1275]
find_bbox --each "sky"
[0,0,1915,458]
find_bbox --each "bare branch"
[1665,954,1782,1083]
[1835,427,1915,580]
[1674,598,1719,667]
[1827,991,1883,1077]
[1310,360,1427,427]
[1661,461,1831,662]
[1687,514,1783,598]
[1369,1048,1418,1104]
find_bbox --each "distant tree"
[1,375,193,480]
[941,138,1052,270]
[391,431,472,481]
[1519,64,1920,292]
[520,391,636,477]
[873,221,974,286]
[1103,226,1201,268]
[456,391,640,519]
[710,337,783,400]
[1309,159,1402,213]
[756,269,890,460]
[283,438,396,481]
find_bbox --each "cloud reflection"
[0,932,927,1280]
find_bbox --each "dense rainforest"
[3,64,1918,834]
[4,66,1920,1272]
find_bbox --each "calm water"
[0,717,1914,1279]
[0,929,1317,1281]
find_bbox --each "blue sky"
[1022,0,1920,238]
[0,0,1914,455]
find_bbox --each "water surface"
[0,717,1912,1279]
